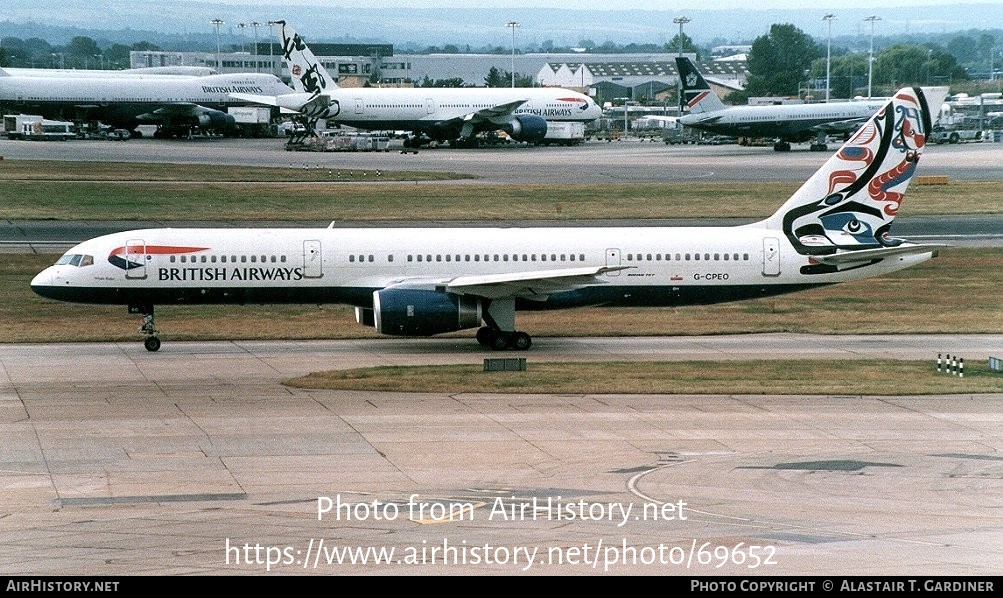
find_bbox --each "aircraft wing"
[444,265,629,300]
[441,99,529,128]
[810,117,869,134]
[812,243,948,265]
[135,103,214,121]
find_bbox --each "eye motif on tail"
[782,89,928,257]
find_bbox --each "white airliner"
[0,67,293,137]
[231,21,601,146]
[676,57,947,152]
[32,87,943,352]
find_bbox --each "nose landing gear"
[130,304,161,352]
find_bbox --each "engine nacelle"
[372,289,482,336]
[501,114,548,143]
[197,110,237,131]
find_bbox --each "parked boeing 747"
[231,21,601,147]
[0,67,292,137]
[32,87,942,351]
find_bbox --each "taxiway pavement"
[1,335,1000,575]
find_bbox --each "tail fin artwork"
[758,87,942,267]
[272,20,338,98]
[675,56,727,114]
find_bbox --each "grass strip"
[285,359,1003,395]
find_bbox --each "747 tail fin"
[675,56,727,114]
[272,21,337,98]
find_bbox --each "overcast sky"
[205,0,1000,7]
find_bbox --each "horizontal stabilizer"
[231,92,319,112]
[813,243,948,265]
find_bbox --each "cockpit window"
[55,254,94,267]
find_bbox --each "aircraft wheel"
[490,334,510,351]
[510,332,532,351]
[476,326,496,347]
[144,336,161,352]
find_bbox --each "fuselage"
[320,87,601,130]
[31,224,932,311]
[0,73,293,128]
[680,100,888,141]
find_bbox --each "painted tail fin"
[761,87,933,256]
[272,21,338,97]
[675,57,727,114]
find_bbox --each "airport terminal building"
[131,46,747,104]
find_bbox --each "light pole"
[506,21,519,88]
[864,15,880,98]
[267,21,279,77]
[673,16,690,114]
[822,14,835,102]
[237,22,246,56]
[672,16,690,56]
[251,21,260,72]
[211,18,224,70]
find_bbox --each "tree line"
[0,35,162,70]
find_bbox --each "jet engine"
[500,114,548,143]
[371,289,482,336]
[197,109,237,131]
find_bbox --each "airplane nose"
[31,269,51,288]
[30,268,58,299]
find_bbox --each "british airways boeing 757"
[32,87,942,352]
[231,21,601,147]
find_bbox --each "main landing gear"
[476,327,532,351]
[476,298,532,350]
[130,304,161,352]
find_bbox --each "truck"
[540,121,585,146]
[228,106,274,137]
[4,115,76,140]
[930,127,983,144]
[3,114,43,138]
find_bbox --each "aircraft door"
[354,99,365,115]
[605,248,621,277]
[125,239,147,279]
[425,98,435,115]
[762,237,781,277]
[303,240,323,278]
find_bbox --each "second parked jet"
[676,56,947,152]
[233,21,601,147]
